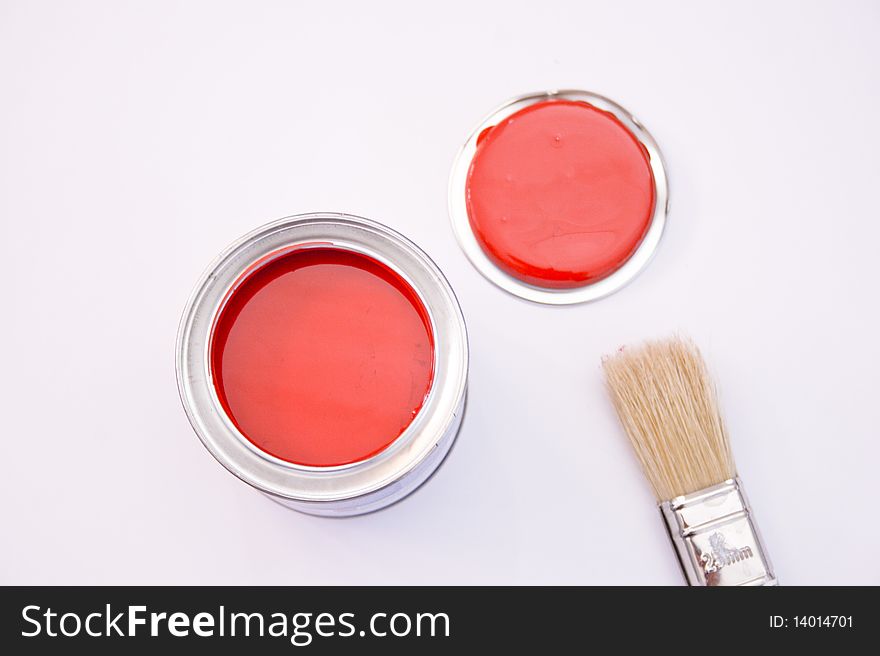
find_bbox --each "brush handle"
[659,478,776,586]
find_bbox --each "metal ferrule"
[659,478,776,586]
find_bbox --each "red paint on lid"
[210,247,435,467]
[465,99,655,288]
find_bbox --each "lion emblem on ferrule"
[700,532,754,574]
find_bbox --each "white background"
[2,0,878,585]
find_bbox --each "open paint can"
[176,213,468,516]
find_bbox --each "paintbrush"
[602,336,776,586]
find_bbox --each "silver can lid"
[449,89,669,305]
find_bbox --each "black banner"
[0,586,871,652]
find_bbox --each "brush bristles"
[602,336,736,502]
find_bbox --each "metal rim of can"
[448,89,670,305]
[175,212,469,516]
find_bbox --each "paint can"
[176,213,468,516]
